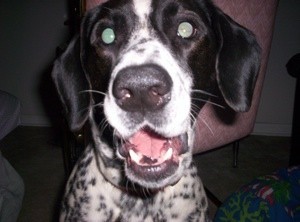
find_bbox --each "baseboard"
[252,122,292,137]
[20,115,51,127]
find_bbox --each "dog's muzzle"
[111,64,190,188]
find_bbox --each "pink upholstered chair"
[193,0,278,157]
[81,0,278,165]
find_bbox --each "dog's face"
[53,0,260,189]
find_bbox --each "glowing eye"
[101,28,115,44]
[177,22,194,38]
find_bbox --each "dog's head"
[52,0,260,189]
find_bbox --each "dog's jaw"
[103,98,194,189]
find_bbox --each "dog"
[52,0,261,221]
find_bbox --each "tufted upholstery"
[83,0,278,153]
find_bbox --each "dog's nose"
[113,64,172,112]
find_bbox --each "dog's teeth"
[163,148,173,161]
[129,149,141,163]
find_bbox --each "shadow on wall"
[38,59,64,139]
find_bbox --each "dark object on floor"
[0,91,24,222]
[286,53,300,166]
[215,166,300,222]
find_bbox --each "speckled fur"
[60,144,209,222]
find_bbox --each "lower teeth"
[129,147,173,165]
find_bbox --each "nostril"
[149,87,168,106]
[120,89,132,100]
[150,83,170,96]
[150,88,159,96]
[115,88,133,104]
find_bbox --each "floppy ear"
[52,36,91,131]
[214,9,261,112]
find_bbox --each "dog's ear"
[52,36,91,131]
[214,9,261,112]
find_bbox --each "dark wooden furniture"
[286,53,300,166]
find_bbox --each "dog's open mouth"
[118,128,188,185]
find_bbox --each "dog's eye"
[101,28,115,44]
[177,22,194,39]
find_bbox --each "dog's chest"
[60,147,208,222]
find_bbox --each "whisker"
[189,103,198,119]
[79,90,107,97]
[113,128,127,147]
[192,98,225,109]
[76,106,91,116]
[190,102,214,136]
[199,115,214,135]
[75,101,103,119]
[99,120,110,137]
[97,117,106,128]
[191,89,218,97]
[90,102,104,109]
[189,106,199,123]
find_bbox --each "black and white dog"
[52,0,260,221]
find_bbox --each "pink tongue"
[129,130,166,158]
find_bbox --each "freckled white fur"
[62,145,208,221]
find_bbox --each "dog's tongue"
[129,130,167,159]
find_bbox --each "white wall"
[0,0,69,126]
[0,1,299,136]
[253,0,300,136]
